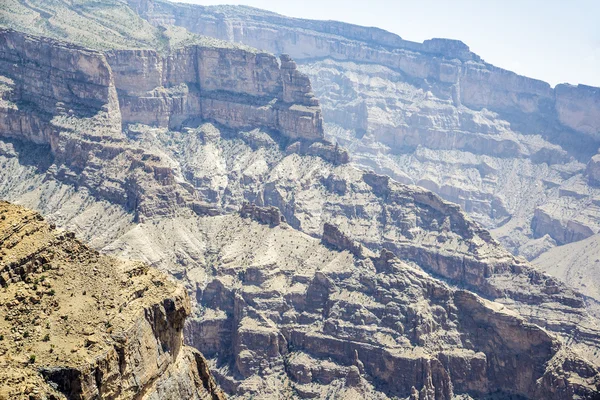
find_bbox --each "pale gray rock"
[138,0,600,302]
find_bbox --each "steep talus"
[0,1,599,399]
[137,0,600,298]
[532,232,600,303]
[0,201,224,400]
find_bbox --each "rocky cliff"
[174,210,599,399]
[1,1,600,399]
[107,46,324,140]
[0,201,224,399]
[136,0,600,299]
[0,23,344,220]
[3,124,600,398]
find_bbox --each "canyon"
[134,0,600,301]
[0,0,599,399]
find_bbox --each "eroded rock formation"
[0,1,600,399]
[169,212,599,399]
[135,0,600,299]
[0,201,224,400]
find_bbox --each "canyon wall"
[133,0,600,296]
[0,201,224,400]
[1,1,600,398]
[0,27,343,221]
[107,46,323,140]
[136,0,598,129]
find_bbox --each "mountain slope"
[0,201,224,400]
[136,0,600,300]
[533,232,600,302]
[0,1,599,399]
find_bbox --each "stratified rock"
[0,26,342,222]
[0,202,224,400]
[108,47,324,140]
[240,202,285,227]
[1,2,600,399]
[168,213,599,399]
[556,84,600,140]
[321,222,367,259]
[136,0,600,297]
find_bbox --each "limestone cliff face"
[175,211,600,399]
[107,47,323,140]
[0,27,338,221]
[136,0,590,126]
[0,202,224,400]
[0,28,185,220]
[0,28,123,145]
[556,84,600,140]
[133,0,600,296]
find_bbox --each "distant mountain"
[132,0,600,299]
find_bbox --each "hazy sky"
[176,0,599,88]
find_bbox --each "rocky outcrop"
[321,222,367,259]
[108,48,324,140]
[587,154,600,185]
[0,201,224,399]
[532,205,597,245]
[175,213,599,399]
[239,202,284,226]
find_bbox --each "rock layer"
[0,201,224,400]
[0,26,342,222]
[139,212,599,399]
[1,1,600,399]
[136,0,600,299]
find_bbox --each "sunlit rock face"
[133,0,600,299]
[0,202,225,400]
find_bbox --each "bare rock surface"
[137,0,600,299]
[103,212,600,399]
[0,1,600,399]
[0,201,224,400]
[533,232,600,303]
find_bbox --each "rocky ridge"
[0,201,224,399]
[136,0,600,299]
[107,206,600,399]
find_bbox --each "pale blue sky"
[177,0,599,87]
